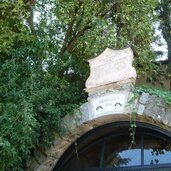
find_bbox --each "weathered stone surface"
[63,112,80,131]
[137,104,145,115]
[147,95,166,107]
[166,108,171,125]
[166,108,171,116]
[85,47,136,91]
[86,80,135,96]
[142,94,167,121]
[26,159,40,171]
[33,149,47,166]
[36,165,51,171]
[139,93,149,105]
[161,112,170,125]
[80,102,91,123]
[144,105,166,120]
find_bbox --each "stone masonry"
[26,93,171,171]
[26,47,171,171]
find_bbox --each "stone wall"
[26,93,171,171]
[137,93,171,125]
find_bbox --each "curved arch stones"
[26,47,171,171]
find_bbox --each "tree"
[156,0,171,89]
[0,0,164,170]
[157,0,171,63]
[0,1,80,170]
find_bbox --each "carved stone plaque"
[85,47,136,90]
[90,92,128,118]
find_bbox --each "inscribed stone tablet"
[85,47,136,90]
[90,92,128,118]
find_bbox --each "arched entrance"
[54,121,171,171]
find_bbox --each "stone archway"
[26,47,171,171]
[54,117,171,171]
[27,105,171,171]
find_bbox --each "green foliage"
[129,112,137,147]
[0,1,82,170]
[0,57,81,170]
[136,86,171,104]
[39,0,159,79]
[156,0,171,62]
[0,60,37,170]
[0,0,168,170]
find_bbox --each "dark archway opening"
[53,121,171,171]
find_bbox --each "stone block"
[26,159,40,171]
[88,91,129,119]
[33,149,47,165]
[139,93,149,105]
[148,95,166,107]
[165,108,171,125]
[80,102,91,123]
[144,105,165,120]
[64,114,78,131]
[36,165,51,171]
[85,47,136,91]
[137,104,145,115]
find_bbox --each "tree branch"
[23,0,37,35]
[59,21,75,55]
[66,25,92,53]
[59,1,83,55]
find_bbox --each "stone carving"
[85,47,136,90]
[90,92,129,118]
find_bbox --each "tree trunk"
[158,0,171,90]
